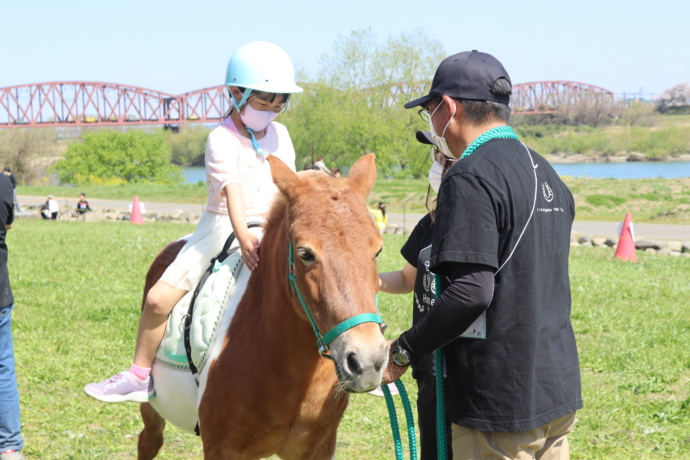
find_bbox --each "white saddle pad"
[155,248,244,372]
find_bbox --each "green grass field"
[7,220,690,459]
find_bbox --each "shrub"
[52,130,183,185]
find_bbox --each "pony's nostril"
[346,352,363,376]
[373,356,385,372]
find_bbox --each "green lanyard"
[460,126,519,159]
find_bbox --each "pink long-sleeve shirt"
[204,120,296,218]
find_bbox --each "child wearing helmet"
[84,41,302,403]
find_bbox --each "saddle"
[155,223,262,377]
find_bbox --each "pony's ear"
[346,153,377,199]
[267,155,300,201]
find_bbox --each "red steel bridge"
[0,80,615,128]
[512,81,614,114]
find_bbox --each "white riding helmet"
[225,41,303,98]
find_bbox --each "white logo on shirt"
[542,181,554,202]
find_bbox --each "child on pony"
[84,41,302,403]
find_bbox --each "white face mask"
[240,103,280,132]
[428,160,444,193]
[429,99,456,159]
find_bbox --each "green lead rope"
[381,273,450,460]
[383,380,418,460]
[434,274,449,460]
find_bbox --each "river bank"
[544,152,690,163]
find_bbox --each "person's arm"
[382,263,494,385]
[225,183,259,270]
[379,263,416,294]
[1,176,14,228]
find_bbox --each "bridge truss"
[0,82,231,128]
[512,80,615,114]
[0,80,615,128]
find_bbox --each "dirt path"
[17,195,689,241]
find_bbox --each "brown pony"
[137,154,388,459]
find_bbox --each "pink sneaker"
[83,370,155,403]
[1,450,26,460]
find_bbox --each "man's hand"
[382,339,410,384]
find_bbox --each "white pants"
[160,212,263,291]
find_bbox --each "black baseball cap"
[404,50,511,109]
[415,130,436,146]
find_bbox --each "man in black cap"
[384,51,582,459]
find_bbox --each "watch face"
[393,351,410,367]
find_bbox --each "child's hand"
[239,232,260,270]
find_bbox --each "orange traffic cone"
[130,195,144,225]
[614,213,636,261]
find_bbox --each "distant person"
[84,41,302,403]
[45,196,59,220]
[384,50,581,459]
[368,202,387,234]
[304,164,313,170]
[40,202,49,220]
[313,156,330,174]
[330,167,341,178]
[2,167,20,213]
[0,173,26,460]
[75,193,91,216]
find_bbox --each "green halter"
[460,125,519,159]
[287,242,384,359]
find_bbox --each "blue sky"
[2,0,687,99]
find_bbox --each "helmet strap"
[230,88,253,110]
[246,127,269,157]
[228,87,267,156]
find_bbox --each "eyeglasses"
[418,107,431,123]
[429,146,457,168]
[418,98,440,122]
[430,147,449,166]
[429,146,440,162]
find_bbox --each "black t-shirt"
[430,138,582,432]
[77,199,91,214]
[400,213,436,376]
[0,174,15,308]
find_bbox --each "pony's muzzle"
[332,326,388,392]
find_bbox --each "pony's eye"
[375,247,383,259]
[297,248,315,263]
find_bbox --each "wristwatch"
[390,341,411,367]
